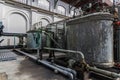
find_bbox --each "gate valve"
[114,21,120,26]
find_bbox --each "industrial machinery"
[14,12,120,80]
[46,20,67,49]
[0,21,27,49]
[2,0,120,80]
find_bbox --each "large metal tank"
[67,13,114,67]
[114,26,120,62]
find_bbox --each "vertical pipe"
[37,49,40,59]
[14,36,16,49]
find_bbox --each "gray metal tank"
[66,13,114,67]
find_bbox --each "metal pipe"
[14,36,16,49]
[43,47,85,60]
[0,45,22,49]
[14,49,75,80]
[39,60,75,80]
[53,63,77,77]
[14,49,120,79]
[43,47,120,79]
[2,32,27,37]
[88,66,120,78]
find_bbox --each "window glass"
[38,0,50,10]
[16,0,27,4]
[71,10,77,16]
[57,6,66,15]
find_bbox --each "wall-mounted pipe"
[14,49,76,80]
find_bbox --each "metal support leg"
[37,49,43,60]
[39,50,43,60]
[37,49,40,59]
[49,50,55,63]
[84,72,90,80]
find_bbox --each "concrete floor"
[0,52,67,80]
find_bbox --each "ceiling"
[61,0,92,8]
[61,0,113,8]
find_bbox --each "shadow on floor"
[17,58,67,80]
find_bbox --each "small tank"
[27,30,42,49]
[66,13,114,67]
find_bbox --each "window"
[57,6,66,15]
[71,10,77,16]
[38,0,50,10]
[16,0,27,4]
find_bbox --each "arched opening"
[38,0,50,10]
[38,18,50,29]
[8,13,27,33]
[1,12,28,46]
[71,10,77,16]
[32,17,50,30]
[41,18,50,26]
[57,5,66,15]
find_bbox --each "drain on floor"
[0,50,17,62]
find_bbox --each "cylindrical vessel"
[67,13,114,67]
[114,26,120,62]
[27,30,42,49]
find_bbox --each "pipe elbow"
[68,73,74,80]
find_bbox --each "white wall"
[8,13,27,33]
[0,1,64,46]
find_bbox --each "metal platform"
[0,50,17,61]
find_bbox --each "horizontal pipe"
[43,47,85,60]
[2,32,27,37]
[14,49,37,60]
[88,66,120,78]
[14,49,120,79]
[14,49,75,80]
[43,47,120,79]
[53,63,76,77]
[0,45,23,49]
[39,60,74,80]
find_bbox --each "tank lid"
[67,12,114,25]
